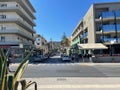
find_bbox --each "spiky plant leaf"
[14,50,32,78]
[0,49,8,90]
[26,81,37,90]
[8,74,14,90]
[14,81,19,90]
[20,79,26,90]
[14,60,29,81]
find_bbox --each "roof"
[77,43,108,50]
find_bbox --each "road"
[10,55,120,90]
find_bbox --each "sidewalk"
[21,77,120,90]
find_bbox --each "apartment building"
[71,2,120,55]
[34,34,48,55]
[0,0,36,55]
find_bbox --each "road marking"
[38,84,120,89]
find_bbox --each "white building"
[0,0,36,55]
[35,34,48,55]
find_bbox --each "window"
[1,26,6,30]
[0,15,6,19]
[0,4,7,7]
[1,36,5,42]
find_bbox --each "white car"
[62,55,71,61]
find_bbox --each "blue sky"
[30,0,120,41]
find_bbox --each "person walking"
[7,57,11,72]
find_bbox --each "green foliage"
[61,32,70,47]
[0,49,37,90]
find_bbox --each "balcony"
[96,24,120,34]
[0,41,33,46]
[102,11,114,19]
[103,25,115,32]
[95,11,120,22]
[18,0,35,19]
[81,32,88,39]
[0,5,36,26]
[0,18,35,33]
[0,29,35,41]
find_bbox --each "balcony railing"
[103,38,120,43]
[0,41,33,46]
[0,18,35,33]
[115,11,120,17]
[96,11,120,19]
[103,25,115,32]
[0,29,35,41]
[102,11,114,18]
[21,0,35,19]
[81,32,88,39]
[0,5,35,26]
[98,24,120,32]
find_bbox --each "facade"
[0,0,36,55]
[71,2,120,55]
[34,34,48,55]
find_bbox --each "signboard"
[0,45,10,48]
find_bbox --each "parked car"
[28,56,42,63]
[33,56,42,62]
[62,55,71,61]
[37,55,45,60]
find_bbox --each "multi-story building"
[34,34,48,55]
[71,2,120,55]
[0,0,36,55]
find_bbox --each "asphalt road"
[10,55,120,78]
[10,56,120,90]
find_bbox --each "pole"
[101,15,104,42]
[114,11,118,42]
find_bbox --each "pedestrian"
[7,57,11,72]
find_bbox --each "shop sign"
[0,45,10,48]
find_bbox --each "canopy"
[77,43,108,50]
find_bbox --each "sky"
[30,0,120,41]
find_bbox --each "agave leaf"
[8,74,14,90]
[13,50,33,87]
[14,50,32,78]
[20,79,27,90]
[26,81,37,90]
[14,60,29,81]
[14,81,19,90]
[0,49,8,90]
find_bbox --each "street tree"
[61,32,70,53]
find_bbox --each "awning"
[77,43,108,50]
